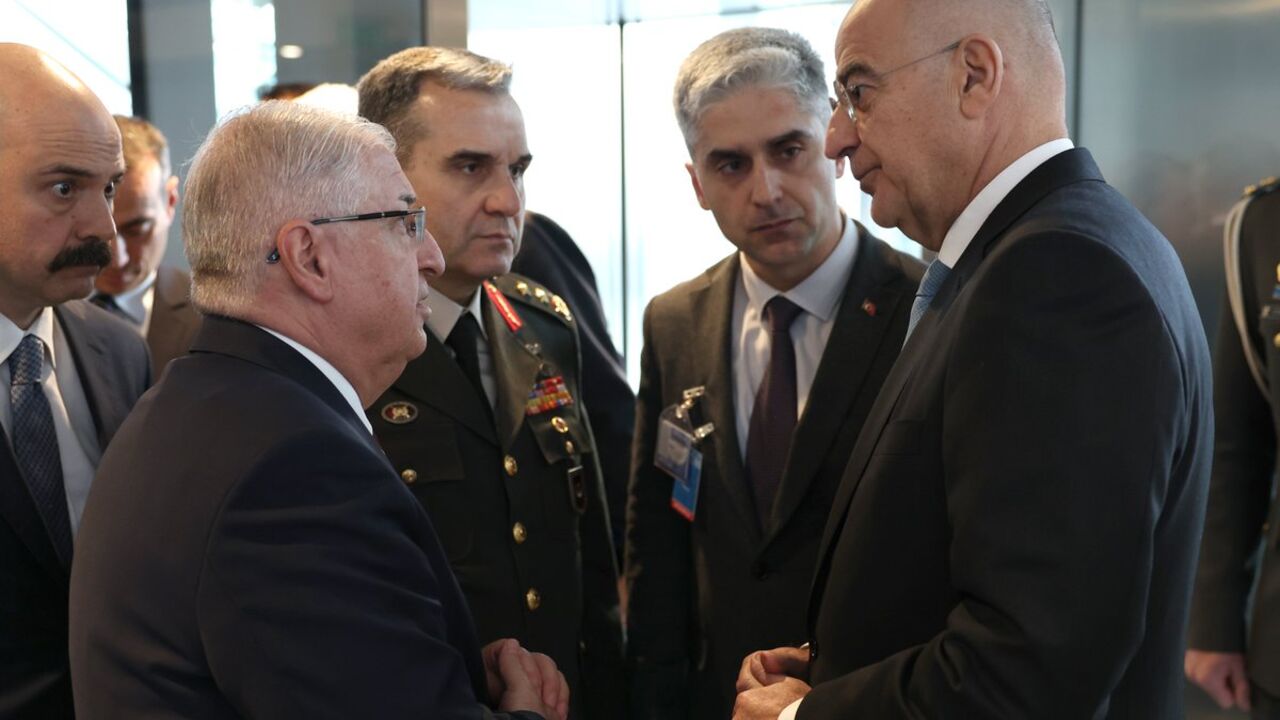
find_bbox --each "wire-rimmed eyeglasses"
[833,40,962,126]
[266,207,427,264]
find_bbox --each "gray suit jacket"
[625,226,922,719]
[146,265,201,373]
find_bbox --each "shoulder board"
[490,274,575,326]
[1243,176,1280,199]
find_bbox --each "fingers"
[1185,651,1250,710]
[1229,661,1252,711]
[760,646,810,678]
[529,652,562,711]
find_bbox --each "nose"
[83,190,118,248]
[825,109,860,162]
[749,165,784,207]
[483,172,524,219]
[112,232,129,269]
[418,227,445,279]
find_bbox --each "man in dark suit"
[733,1,1212,718]
[94,115,201,373]
[358,48,624,720]
[1187,176,1280,717]
[512,211,635,556]
[0,44,151,719]
[626,28,921,720]
[69,100,567,719]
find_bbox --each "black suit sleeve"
[801,233,1195,717]
[625,301,694,719]
[197,428,540,720]
[1188,293,1275,651]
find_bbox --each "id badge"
[654,387,714,522]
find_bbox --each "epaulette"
[1243,176,1280,199]
[491,274,575,325]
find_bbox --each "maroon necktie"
[745,296,804,529]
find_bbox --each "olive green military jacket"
[371,273,625,719]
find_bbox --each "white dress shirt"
[100,270,158,335]
[776,137,1076,720]
[732,215,859,460]
[0,307,101,536]
[258,326,372,435]
[425,288,497,408]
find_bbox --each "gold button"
[401,468,418,484]
[504,455,518,476]
[1273,332,1280,349]
[564,440,576,454]
[525,588,541,611]
[551,416,570,434]
[512,522,528,544]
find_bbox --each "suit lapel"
[696,257,763,542]
[765,232,911,541]
[390,329,498,445]
[0,435,67,582]
[147,267,199,357]
[54,303,115,450]
[485,294,542,449]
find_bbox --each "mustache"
[47,239,112,273]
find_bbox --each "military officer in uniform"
[1188,176,1280,717]
[358,47,625,719]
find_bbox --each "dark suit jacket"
[512,212,635,555]
[1189,181,1280,695]
[145,265,201,373]
[370,274,625,720]
[625,228,922,719]
[68,316,538,720]
[800,148,1213,719]
[0,300,150,719]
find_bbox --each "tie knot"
[448,312,483,348]
[763,295,804,336]
[917,259,951,300]
[9,334,45,387]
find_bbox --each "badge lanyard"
[654,386,715,521]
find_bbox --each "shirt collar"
[739,213,859,323]
[0,306,59,373]
[937,138,1075,268]
[110,270,157,325]
[425,286,487,342]
[256,325,372,434]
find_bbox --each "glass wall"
[0,0,133,114]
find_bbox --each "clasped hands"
[732,645,812,720]
[482,638,570,720]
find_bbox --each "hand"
[737,646,811,692]
[732,677,810,720]
[486,638,569,720]
[1185,649,1251,710]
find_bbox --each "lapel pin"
[381,401,418,425]
[861,299,877,317]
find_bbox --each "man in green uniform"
[357,47,625,719]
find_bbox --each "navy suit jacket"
[0,300,150,719]
[69,316,539,720]
[801,149,1213,718]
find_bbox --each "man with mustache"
[0,43,150,718]
[625,28,921,720]
[358,48,625,719]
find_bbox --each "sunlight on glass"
[210,0,277,119]
[0,0,132,113]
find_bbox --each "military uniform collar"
[426,286,488,342]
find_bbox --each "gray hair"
[674,27,829,152]
[357,47,512,164]
[182,100,396,316]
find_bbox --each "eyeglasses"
[833,40,962,126]
[266,207,427,263]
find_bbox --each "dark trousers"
[1256,685,1280,720]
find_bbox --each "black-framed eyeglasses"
[266,207,427,263]
[833,40,962,126]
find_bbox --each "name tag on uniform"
[656,418,702,521]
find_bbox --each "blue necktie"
[745,296,805,529]
[9,335,73,565]
[905,259,951,343]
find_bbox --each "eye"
[458,161,480,175]
[105,180,118,200]
[716,159,743,176]
[779,144,803,160]
[53,181,74,198]
[510,163,528,180]
[849,84,870,110]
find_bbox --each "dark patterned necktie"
[905,259,951,343]
[8,335,73,565]
[745,296,805,530]
[447,313,491,413]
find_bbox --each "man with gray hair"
[625,27,921,719]
[358,47,625,719]
[735,0,1211,718]
[69,101,568,719]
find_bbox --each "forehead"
[693,85,823,157]
[409,84,528,155]
[835,0,904,78]
[364,146,415,202]
[0,99,122,174]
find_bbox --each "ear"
[686,162,711,210]
[163,175,179,220]
[274,220,335,304]
[957,34,1003,120]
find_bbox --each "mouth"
[750,218,798,233]
[855,167,880,194]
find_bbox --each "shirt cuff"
[779,697,802,720]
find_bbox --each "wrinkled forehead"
[1,96,122,170]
